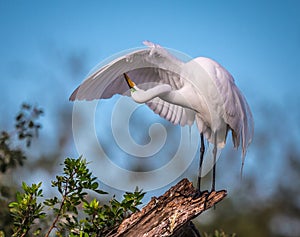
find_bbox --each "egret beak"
[123,73,135,89]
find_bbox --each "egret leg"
[211,133,218,192]
[197,133,205,192]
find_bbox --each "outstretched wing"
[69,41,184,101]
[69,41,195,127]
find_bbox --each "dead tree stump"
[109,178,227,237]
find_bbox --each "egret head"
[123,73,137,92]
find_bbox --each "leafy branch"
[0,103,43,173]
[44,157,107,236]
[9,182,45,237]
[80,188,145,236]
[15,103,43,147]
[9,156,145,237]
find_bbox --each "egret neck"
[123,73,191,108]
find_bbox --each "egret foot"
[191,189,209,211]
[192,189,209,200]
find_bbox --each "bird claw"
[192,189,209,199]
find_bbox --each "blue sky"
[1,1,300,197]
[1,1,299,106]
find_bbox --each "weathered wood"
[109,178,227,237]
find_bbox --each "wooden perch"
[109,178,227,237]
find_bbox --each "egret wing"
[69,42,184,101]
[146,97,195,126]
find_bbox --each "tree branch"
[109,178,227,237]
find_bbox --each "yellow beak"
[123,73,135,89]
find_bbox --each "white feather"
[70,41,254,163]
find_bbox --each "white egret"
[70,41,254,192]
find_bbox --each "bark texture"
[109,178,227,237]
